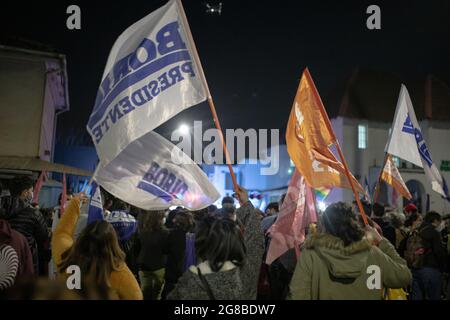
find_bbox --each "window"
[392,156,400,168]
[358,124,368,149]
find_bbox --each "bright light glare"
[179,124,189,135]
[318,201,327,211]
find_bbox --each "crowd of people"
[0,175,449,300]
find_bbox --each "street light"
[179,124,190,135]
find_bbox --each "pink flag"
[266,170,318,265]
[33,171,47,203]
[60,173,67,215]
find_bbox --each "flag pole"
[373,153,389,203]
[176,0,238,191]
[304,68,369,225]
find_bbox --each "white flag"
[386,85,446,197]
[94,131,220,211]
[87,0,208,165]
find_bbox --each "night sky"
[1,0,449,147]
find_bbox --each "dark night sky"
[1,0,449,147]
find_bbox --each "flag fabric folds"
[87,182,104,225]
[266,170,317,265]
[286,69,364,193]
[386,85,446,197]
[94,131,220,211]
[381,154,412,200]
[87,0,208,166]
[33,171,47,203]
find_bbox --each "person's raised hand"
[73,192,89,204]
[365,225,382,246]
[234,185,249,205]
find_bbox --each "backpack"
[404,230,427,269]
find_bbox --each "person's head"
[443,215,450,230]
[265,202,279,216]
[58,220,125,289]
[352,199,372,217]
[405,211,423,230]
[216,203,237,221]
[173,209,194,233]
[424,211,442,228]
[195,216,246,272]
[321,202,365,246]
[404,203,418,215]
[372,202,385,218]
[9,176,34,202]
[221,196,235,206]
[138,210,166,233]
[389,212,405,229]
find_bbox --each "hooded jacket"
[289,233,411,300]
[0,219,34,289]
[167,202,264,300]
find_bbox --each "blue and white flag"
[87,0,208,165]
[94,131,220,211]
[386,85,446,197]
[87,182,104,224]
[364,176,371,202]
[105,211,137,243]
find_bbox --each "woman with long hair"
[52,193,142,300]
[167,186,265,300]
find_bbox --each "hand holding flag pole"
[176,0,238,192]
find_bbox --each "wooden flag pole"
[177,0,238,191]
[304,68,369,225]
[373,153,389,203]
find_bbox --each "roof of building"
[323,68,450,122]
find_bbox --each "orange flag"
[286,69,364,193]
[382,154,412,200]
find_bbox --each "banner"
[386,85,446,197]
[266,170,317,265]
[381,154,412,200]
[87,182,104,224]
[87,0,207,165]
[286,69,364,193]
[94,131,220,211]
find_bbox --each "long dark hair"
[58,221,125,289]
[195,216,246,272]
[321,202,365,246]
[137,210,166,233]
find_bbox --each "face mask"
[25,192,33,204]
[436,222,445,232]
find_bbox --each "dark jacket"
[372,217,396,246]
[135,228,169,271]
[0,219,34,288]
[419,222,446,271]
[161,228,187,299]
[289,233,412,300]
[3,198,49,273]
[167,202,264,300]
